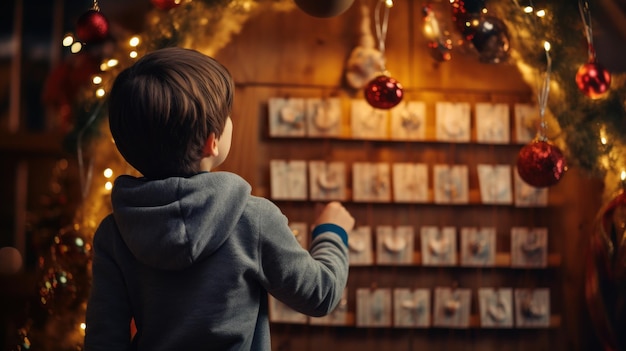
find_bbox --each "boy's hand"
[313,201,355,233]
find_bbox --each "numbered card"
[478,288,513,328]
[349,226,374,266]
[514,103,539,143]
[475,102,510,144]
[392,163,429,203]
[433,287,471,328]
[306,98,342,137]
[351,100,389,139]
[353,162,391,202]
[268,97,306,137]
[511,227,548,268]
[376,225,414,265]
[433,164,469,204]
[435,102,471,142]
[514,168,548,207]
[394,288,431,328]
[460,227,496,267]
[390,101,426,140]
[356,288,392,327]
[309,161,347,201]
[477,164,513,204]
[514,288,551,328]
[270,160,308,200]
[421,226,457,266]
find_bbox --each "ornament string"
[92,0,100,11]
[76,100,105,200]
[578,0,595,61]
[537,42,551,141]
[374,0,392,72]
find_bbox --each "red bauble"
[575,61,611,99]
[294,0,355,18]
[151,0,182,11]
[364,75,404,110]
[76,9,109,44]
[516,139,567,188]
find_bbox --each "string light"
[129,36,140,47]
[103,168,113,178]
[62,34,74,47]
[535,9,546,18]
[92,76,102,85]
[130,51,138,58]
[70,42,82,54]
[95,88,106,98]
[104,181,113,191]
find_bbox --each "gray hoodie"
[84,171,348,351]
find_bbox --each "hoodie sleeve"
[255,201,349,317]
[84,215,133,351]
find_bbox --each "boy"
[84,47,354,350]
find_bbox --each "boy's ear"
[203,133,219,157]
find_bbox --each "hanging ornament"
[576,61,611,99]
[363,0,403,110]
[575,0,611,99]
[469,15,510,64]
[516,139,567,188]
[364,75,404,110]
[344,3,385,89]
[75,1,109,44]
[585,190,626,351]
[516,41,567,188]
[53,224,93,267]
[422,4,452,62]
[450,0,485,39]
[294,0,355,18]
[151,0,183,11]
[0,246,23,275]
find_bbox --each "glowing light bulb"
[92,76,102,85]
[96,88,106,98]
[103,168,113,178]
[524,6,533,13]
[130,51,138,58]
[543,41,551,52]
[63,34,74,47]
[385,0,393,8]
[70,42,82,53]
[107,59,119,67]
[536,9,546,17]
[105,181,113,191]
[129,36,140,47]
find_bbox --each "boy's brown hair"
[108,47,234,179]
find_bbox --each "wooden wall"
[215,1,605,350]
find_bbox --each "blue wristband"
[311,223,348,247]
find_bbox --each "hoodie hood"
[111,172,251,270]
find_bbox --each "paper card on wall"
[349,226,374,266]
[393,288,431,328]
[270,160,308,200]
[433,287,471,328]
[421,226,457,266]
[392,163,429,203]
[435,102,471,142]
[351,100,389,139]
[352,162,391,202]
[514,103,540,143]
[514,288,551,328]
[356,288,392,327]
[433,164,469,204]
[376,225,414,265]
[288,222,308,250]
[511,227,548,268]
[306,98,342,137]
[460,227,496,267]
[268,296,308,324]
[309,161,347,201]
[478,288,513,328]
[477,164,513,204]
[310,289,348,326]
[390,101,426,141]
[513,168,548,207]
[268,98,307,137]
[475,102,510,144]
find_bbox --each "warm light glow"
[70,42,82,54]
[129,36,140,47]
[600,125,608,145]
[81,323,86,330]
[92,76,102,85]
[130,51,138,58]
[524,6,533,13]
[100,62,109,71]
[385,0,393,8]
[621,170,626,181]
[543,41,551,52]
[62,34,74,47]
[536,9,546,17]
[96,88,106,97]
[481,8,487,14]
[107,59,119,67]
[103,168,113,178]
[105,181,113,191]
